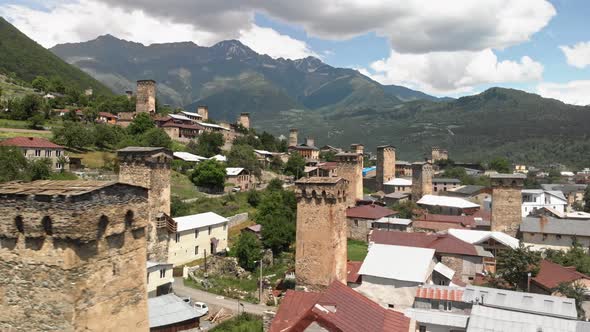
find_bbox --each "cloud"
[361,49,544,95]
[560,42,590,69]
[537,81,590,106]
[96,0,555,53]
[238,25,318,59]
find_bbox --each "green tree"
[194,131,224,157]
[13,94,41,120]
[31,76,49,92]
[545,241,590,274]
[284,153,305,178]
[269,155,284,172]
[391,201,419,219]
[49,76,66,94]
[190,159,226,189]
[489,157,511,174]
[94,124,126,149]
[496,243,541,290]
[583,186,590,213]
[0,86,3,99]
[0,146,29,182]
[127,112,154,136]
[28,112,45,129]
[247,189,261,207]
[256,191,296,254]
[171,196,190,217]
[227,144,261,177]
[557,281,587,319]
[234,232,262,271]
[320,150,336,162]
[266,178,284,191]
[27,158,52,181]
[52,122,94,149]
[140,128,172,148]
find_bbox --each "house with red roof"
[346,261,363,286]
[346,204,397,241]
[269,281,411,332]
[412,210,491,233]
[369,230,493,283]
[0,136,67,171]
[531,260,590,296]
[97,112,118,124]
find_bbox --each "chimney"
[306,137,315,147]
[197,106,209,121]
[289,128,298,147]
[239,112,251,129]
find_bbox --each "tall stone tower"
[136,80,156,114]
[491,174,525,236]
[295,177,348,288]
[239,112,250,129]
[289,128,299,147]
[306,137,315,147]
[197,105,209,121]
[117,147,173,262]
[335,152,363,205]
[376,145,396,192]
[0,180,150,331]
[411,161,433,202]
[431,147,449,163]
[350,144,364,156]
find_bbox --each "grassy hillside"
[0,17,112,95]
[0,74,36,99]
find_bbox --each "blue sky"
[0,0,588,104]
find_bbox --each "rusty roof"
[0,136,63,149]
[415,286,464,301]
[347,261,362,284]
[532,260,590,290]
[0,180,119,196]
[370,230,481,257]
[346,204,397,220]
[295,177,344,184]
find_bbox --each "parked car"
[194,302,209,315]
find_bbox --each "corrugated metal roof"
[466,305,579,332]
[148,294,205,328]
[448,229,519,249]
[384,178,412,186]
[173,212,228,232]
[433,262,455,280]
[521,216,590,236]
[226,167,245,176]
[417,195,480,209]
[405,308,469,328]
[209,154,227,162]
[173,151,207,162]
[415,285,464,301]
[359,244,435,283]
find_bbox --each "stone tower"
[289,128,299,147]
[306,137,315,147]
[197,105,209,121]
[136,80,156,114]
[376,145,396,192]
[117,147,173,262]
[411,161,433,202]
[295,177,348,288]
[431,147,449,163]
[239,112,250,129]
[335,152,363,205]
[491,174,525,236]
[350,144,364,156]
[0,180,150,331]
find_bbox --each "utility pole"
[259,260,263,303]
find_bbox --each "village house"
[417,194,481,215]
[521,189,567,217]
[225,167,255,191]
[541,183,588,210]
[156,113,202,143]
[241,223,262,239]
[346,204,398,241]
[148,293,207,332]
[383,177,412,194]
[0,136,68,171]
[406,286,470,332]
[445,185,490,205]
[412,210,491,233]
[169,212,228,266]
[433,178,461,192]
[520,216,590,251]
[346,261,363,287]
[97,111,118,124]
[172,151,207,163]
[269,281,411,332]
[531,260,590,297]
[369,230,493,282]
[146,261,173,298]
[396,160,413,176]
[288,143,320,163]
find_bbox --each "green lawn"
[68,151,116,169]
[171,171,202,200]
[0,118,63,130]
[182,191,257,218]
[0,130,52,139]
[210,313,263,332]
[347,239,368,261]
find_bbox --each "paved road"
[172,277,273,316]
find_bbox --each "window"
[56,163,63,169]
[444,301,452,311]
[195,246,199,255]
[542,234,547,241]
[56,150,61,156]
[208,226,212,235]
[354,220,359,226]
[223,223,227,231]
[195,229,199,238]
[34,149,41,156]
[147,272,150,283]
[431,300,440,309]
[387,304,394,308]
[434,187,438,192]
[45,150,51,157]
[160,269,166,278]
[175,233,180,243]
[556,234,562,239]
[419,326,426,332]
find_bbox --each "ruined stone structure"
[335,153,363,205]
[431,147,449,162]
[238,112,250,129]
[411,161,434,202]
[306,137,315,147]
[289,128,298,147]
[117,147,174,262]
[135,80,156,114]
[294,177,348,288]
[0,180,150,331]
[350,144,364,155]
[376,145,396,192]
[491,174,526,236]
[197,105,209,121]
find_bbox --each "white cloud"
[560,42,590,69]
[238,25,318,59]
[537,81,590,106]
[361,49,544,95]
[96,0,555,53]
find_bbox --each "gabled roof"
[173,212,228,232]
[225,167,246,176]
[347,261,362,284]
[532,260,590,291]
[209,154,227,162]
[148,294,205,328]
[384,178,412,186]
[417,195,480,209]
[447,229,519,249]
[415,285,464,301]
[432,178,461,183]
[269,281,410,332]
[448,185,486,196]
[346,204,396,220]
[521,216,590,237]
[370,230,482,257]
[466,305,579,332]
[173,151,207,162]
[0,136,63,149]
[359,244,435,282]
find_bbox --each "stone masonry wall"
[346,218,371,242]
[0,185,149,331]
[336,155,363,206]
[136,80,156,114]
[492,187,522,237]
[412,162,433,202]
[295,179,348,288]
[376,146,395,192]
[227,212,249,228]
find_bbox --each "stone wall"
[376,145,395,192]
[227,212,249,228]
[411,162,433,202]
[289,128,298,147]
[491,176,524,237]
[294,177,348,288]
[336,153,363,206]
[136,80,156,114]
[0,184,150,331]
[346,218,371,242]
